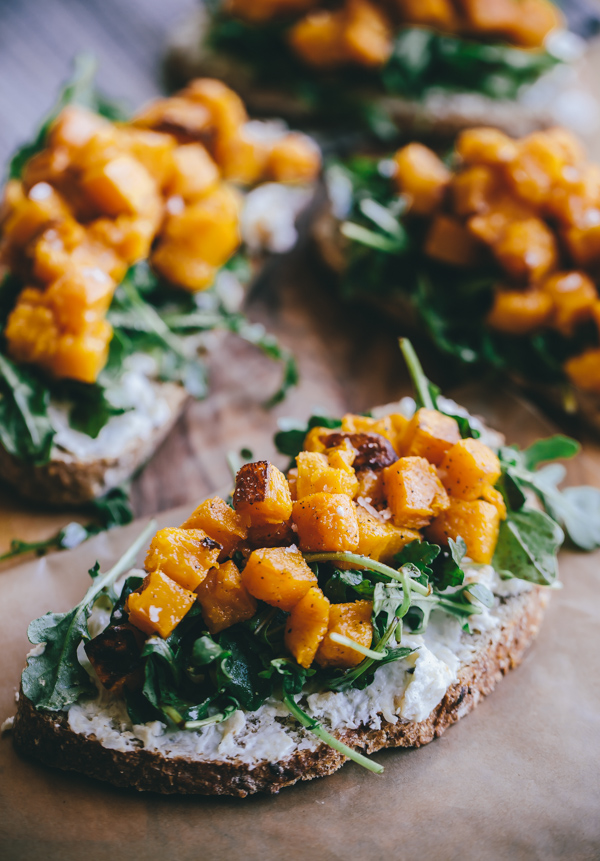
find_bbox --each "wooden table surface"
[2,0,600,560]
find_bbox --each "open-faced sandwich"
[0,58,320,509]
[166,0,598,141]
[315,125,600,431]
[11,341,600,795]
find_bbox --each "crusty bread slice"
[12,585,548,797]
[166,6,597,141]
[0,381,189,507]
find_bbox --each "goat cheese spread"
[67,565,531,767]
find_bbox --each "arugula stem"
[81,520,156,608]
[120,279,187,358]
[282,694,383,774]
[399,338,434,411]
[303,552,431,596]
[328,632,386,660]
[184,712,230,730]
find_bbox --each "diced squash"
[180,496,247,560]
[486,287,553,334]
[481,484,507,520]
[394,143,450,216]
[493,218,558,283]
[285,585,330,668]
[196,560,257,634]
[183,78,248,145]
[288,9,348,69]
[564,349,600,393]
[49,105,112,151]
[45,267,115,335]
[355,504,420,563]
[216,126,270,184]
[126,569,195,638]
[133,96,213,142]
[296,451,359,499]
[342,0,393,68]
[398,0,457,29]
[355,468,386,506]
[234,460,293,526]
[50,320,113,383]
[327,437,357,469]
[340,413,396,447]
[5,301,59,366]
[315,600,373,669]
[439,439,501,501]
[467,194,536,246]
[383,456,450,529]
[145,527,221,591]
[542,270,597,335]
[424,215,483,267]
[81,154,159,217]
[426,499,501,563]
[459,0,520,34]
[324,430,397,471]
[303,425,330,453]
[402,408,461,466]
[563,221,600,269]
[2,182,70,246]
[502,0,562,48]
[267,133,321,184]
[88,215,156,266]
[455,128,518,166]
[292,492,359,552]
[151,242,217,292]
[247,520,296,548]
[168,143,220,200]
[122,128,177,188]
[242,546,317,611]
[160,185,241,266]
[506,132,567,208]
[452,166,497,216]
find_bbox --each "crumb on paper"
[1,716,15,735]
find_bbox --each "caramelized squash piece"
[80,154,160,217]
[355,504,420,563]
[487,288,553,334]
[394,143,450,216]
[181,496,247,560]
[288,9,348,69]
[383,456,450,529]
[234,460,294,526]
[456,128,518,166]
[126,569,195,638]
[315,600,373,669]
[342,0,393,68]
[196,560,257,634]
[402,408,461,466]
[292,492,359,552]
[145,527,221,591]
[242,546,317,611]
[267,133,321,184]
[247,520,296,548]
[296,451,359,498]
[493,218,558,283]
[426,499,501,564]
[543,270,597,335]
[285,585,330,668]
[565,349,600,393]
[168,143,220,200]
[424,215,483,267]
[440,439,501,501]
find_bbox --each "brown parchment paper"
[1,394,600,861]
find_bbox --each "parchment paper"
[1,394,599,861]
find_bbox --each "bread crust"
[12,586,548,797]
[0,383,189,506]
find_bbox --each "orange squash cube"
[122,128,177,188]
[81,154,159,217]
[342,0,393,68]
[425,499,501,564]
[564,349,600,393]
[467,194,537,246]
[247,520,296,548]
[303,425,330,453]
[563,221,600,269]
[327,437,357,470]
[89,215,157,266]
[355,504,420,563]
[340,413,397,447]
[402,408,461,465]
[502,0,562,47]
[452,166,497,216]
[49,105,112,151]
[292,492,359,552]
[196,560,257,634]
[234,460,293,526]
[242,546,317,611]
[506,132,566,208]
[486,288,553,334]
[151,242,217,292]
[50,320,113,383]
[45,268,115,335]
[439,439,501,501]
[5,301,59,366]
[543,270,597,335]
[424,215,483,267]
[160,185,241,266]
[288,9,348,69]
[168,143,220,200]
[493,218,558,283]
[394,143,450,216]
[481,484,507,520]
[180,496,247,560]
[2,182,70,246]
[133,96,212,142]
[399,0,457,29]
[183,78,248,144]
[383,456,450,529]
[216,127,270,184]
[315,600,373,669]
[285,585,330,668]
[267,132,321,184]
[296,451,358,499]
[455,127,518,166]
[126,569,195,638]
[355,468,386,507]
[145,527,221,592]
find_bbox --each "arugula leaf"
[321,568,377,603]
[433,537,467,591]
[21,521,155,710]
[215,628,273,711]
[493,509,563,585]
[522,435,580,471]
[394,539,439,584]
[0,353,55,464]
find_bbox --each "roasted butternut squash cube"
[50,320,113,383]
[327,437,356,469]
[242,546,317,611]
[564,349,600,393]
[247,520,296,548]
[481,484,507,520]
[181,496,247,560]
[145,527,221,592]
[355,468,386,507]
[402,408,461,466]
[459,0,519,33]
[456,128,518,166]
[126,569,195,638]
[168,143,220,200]
[133,96,212,142]
[2,182,70,246]
[543,270,597,335]
[122,128,177,188]
[216,126,270,184]
[81,154,159,217]
[440,439,501,501]
[486,287,553,334]
[267,133,321,184]
[234,460,293,526]
[342,0,393,68]
[424,215,483,267]
[467,194,536,246]
[292,492,359,552]
[563,221,600,269]
[196,560,257,634]
[340,413,397,447]
[502,0,562,47]
[183,78,248,144]
[303,425,330,453]
[161,185,241,266]
[151,242,217,292]
[296,451,359,499]
[493,218,557,283]
[315,600,373,669]
[452,166,497,216]
[288,9,348,69]
[383,456,450,529]
[399,0,457,29]
[394,143,450,216]
[49,105,112,151]
[425,499,501,564]
[544,127,585,167]
[88,215,157,266]
[31,219,86,283]
[506,132,566,208]
[45,267,115,335]
[285,585,330,668]
[5,301,59,366]
[355,504,420,563]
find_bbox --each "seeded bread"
[12,585,548,797]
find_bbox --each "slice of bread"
[12,585,547,796]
